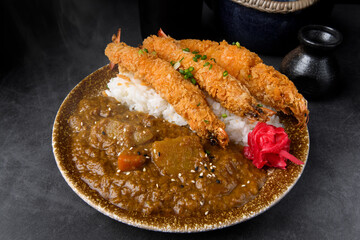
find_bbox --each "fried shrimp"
[178,39,262,82]
[105,30,229,147]
[142,34,272,122]
[177,37,309,126]
[250,64,309,126]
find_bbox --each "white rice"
[206,97,282,144]
[105,72,187,126]
[105,73,282,145]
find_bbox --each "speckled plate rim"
[52,65,310,233]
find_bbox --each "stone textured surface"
[1,1,359,239]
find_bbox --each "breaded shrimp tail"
[142,35,272,122]
[250,64,309,126]
[105,30,229,147]
[178,38,309,126]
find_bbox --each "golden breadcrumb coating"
[178,39,309,126]
[105,37,229,147]
[143,35,272,122]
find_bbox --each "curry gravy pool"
[69,96,267,217]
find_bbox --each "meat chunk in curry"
[151,136,207,176]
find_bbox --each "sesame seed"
[144,148,148,151]
[156,183,159,188]
[108,108,111,111]
[199,162,203,165]
[80,122,83,126]
[143,168,146,172]
[204,163,207,167]
[156,130,160,132]
[145,156,150,159]
[190,170,195,173]
[205,211,209,216]
[126,115,129,118]
[178,173,182,177]
[241,184,246,187]
[212,173,216,178]
[129,147,133,150]
[207,174,212,178]
[125,172,130,175]
[191,180,196,183]
[200,172,203,177]
[117,169,121,173]
[171,179,176,182]
[247,180,250,184]
[200,201,204,206]
[113,136,116,139]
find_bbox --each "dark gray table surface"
[1,1,359,239]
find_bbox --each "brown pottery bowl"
[52,65,310,232]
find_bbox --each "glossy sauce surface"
[69,96,267,217]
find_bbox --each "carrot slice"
[117,154,146,171]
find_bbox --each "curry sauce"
[69,96,267,217]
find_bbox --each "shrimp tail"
[214,127,229,148]
[112,29,121,43]
[258,107,276,117]
[157,28,168,38]
[109,29,121,70]
[294,98,309,128]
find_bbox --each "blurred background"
[1,0,355,99]
[0,0,349,78]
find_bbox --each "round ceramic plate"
[52,65,310,232]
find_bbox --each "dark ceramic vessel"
[218,0,333,55]
[280,25,342,100]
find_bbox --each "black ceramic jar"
[280,25,342,100]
